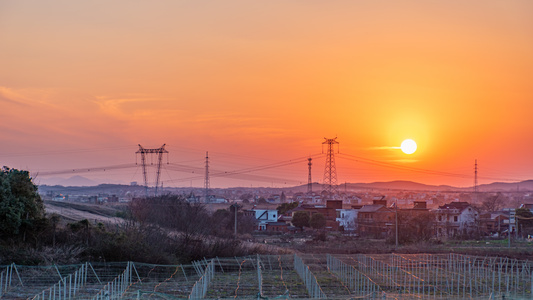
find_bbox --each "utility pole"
[204,151,210,203]
[395,200,399,248]
[231,204,240,238]
[474,159,478,193]
[136,144,168,197]
[307,158,313,194]
[322,137,339,198]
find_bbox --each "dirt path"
[44,201,125,224]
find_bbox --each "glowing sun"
[401,139,417,154]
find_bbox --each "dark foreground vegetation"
[0,167,273,265]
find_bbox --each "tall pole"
[322,137,339,198]
[232,204,239,237]
[474,159,478,193]
[395,200,399,248]
[307,158,313,194]
[205,151,210,203]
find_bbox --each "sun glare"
[401,139,417,154]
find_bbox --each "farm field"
[2,253,532,299]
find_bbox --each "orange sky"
[1,1,532,188]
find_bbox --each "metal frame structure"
[136,144,168,197]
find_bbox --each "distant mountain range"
[36,175,533,193]
[36,175,125,187]
[344,180,533,192]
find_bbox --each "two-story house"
[435,202,479,238]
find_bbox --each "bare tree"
[481,193,505,213]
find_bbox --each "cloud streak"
[367,146,401,150]
[0,87,28,106]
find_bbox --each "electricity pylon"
[136,144,168,197]
[322,137,339,198]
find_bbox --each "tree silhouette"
[310,213,326,230]
[292,211,310,230]
[0,167,44,239]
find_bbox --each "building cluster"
[245,198,532,240]
[40,183,533,240]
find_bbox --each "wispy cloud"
[389,159,418,163]
[367,146,400,150]
[0,87,28,106]
[93,95,187,121]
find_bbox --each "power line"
[336,152,522,182]
[35,163,137,176]
[162,154,324,186]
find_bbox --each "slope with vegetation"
[0,167,276,265]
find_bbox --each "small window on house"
[454,216,458,222]
[438,216,442,221]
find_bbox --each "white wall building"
[254,209,278,231]
[336,209,359,231]
[435,202,479,238]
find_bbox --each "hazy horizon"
[2,1,532,188]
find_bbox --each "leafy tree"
[256,197,267,204]
[0,167,44,238]
[291,211,309,230]
[239,193,252,202]
[276,202,298,215]
[210,208,254,236]
[310,213,326,230]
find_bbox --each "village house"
[357,199,394,238]
[434,202,479,238]
[265,222,290,233]
[479,212,509,236]
[253,209,279,231]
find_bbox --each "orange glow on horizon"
[1,1,532,188]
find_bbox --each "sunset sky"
[1,1,532,188]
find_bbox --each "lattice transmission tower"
[322,137,339,198]
[136,144,168,197]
